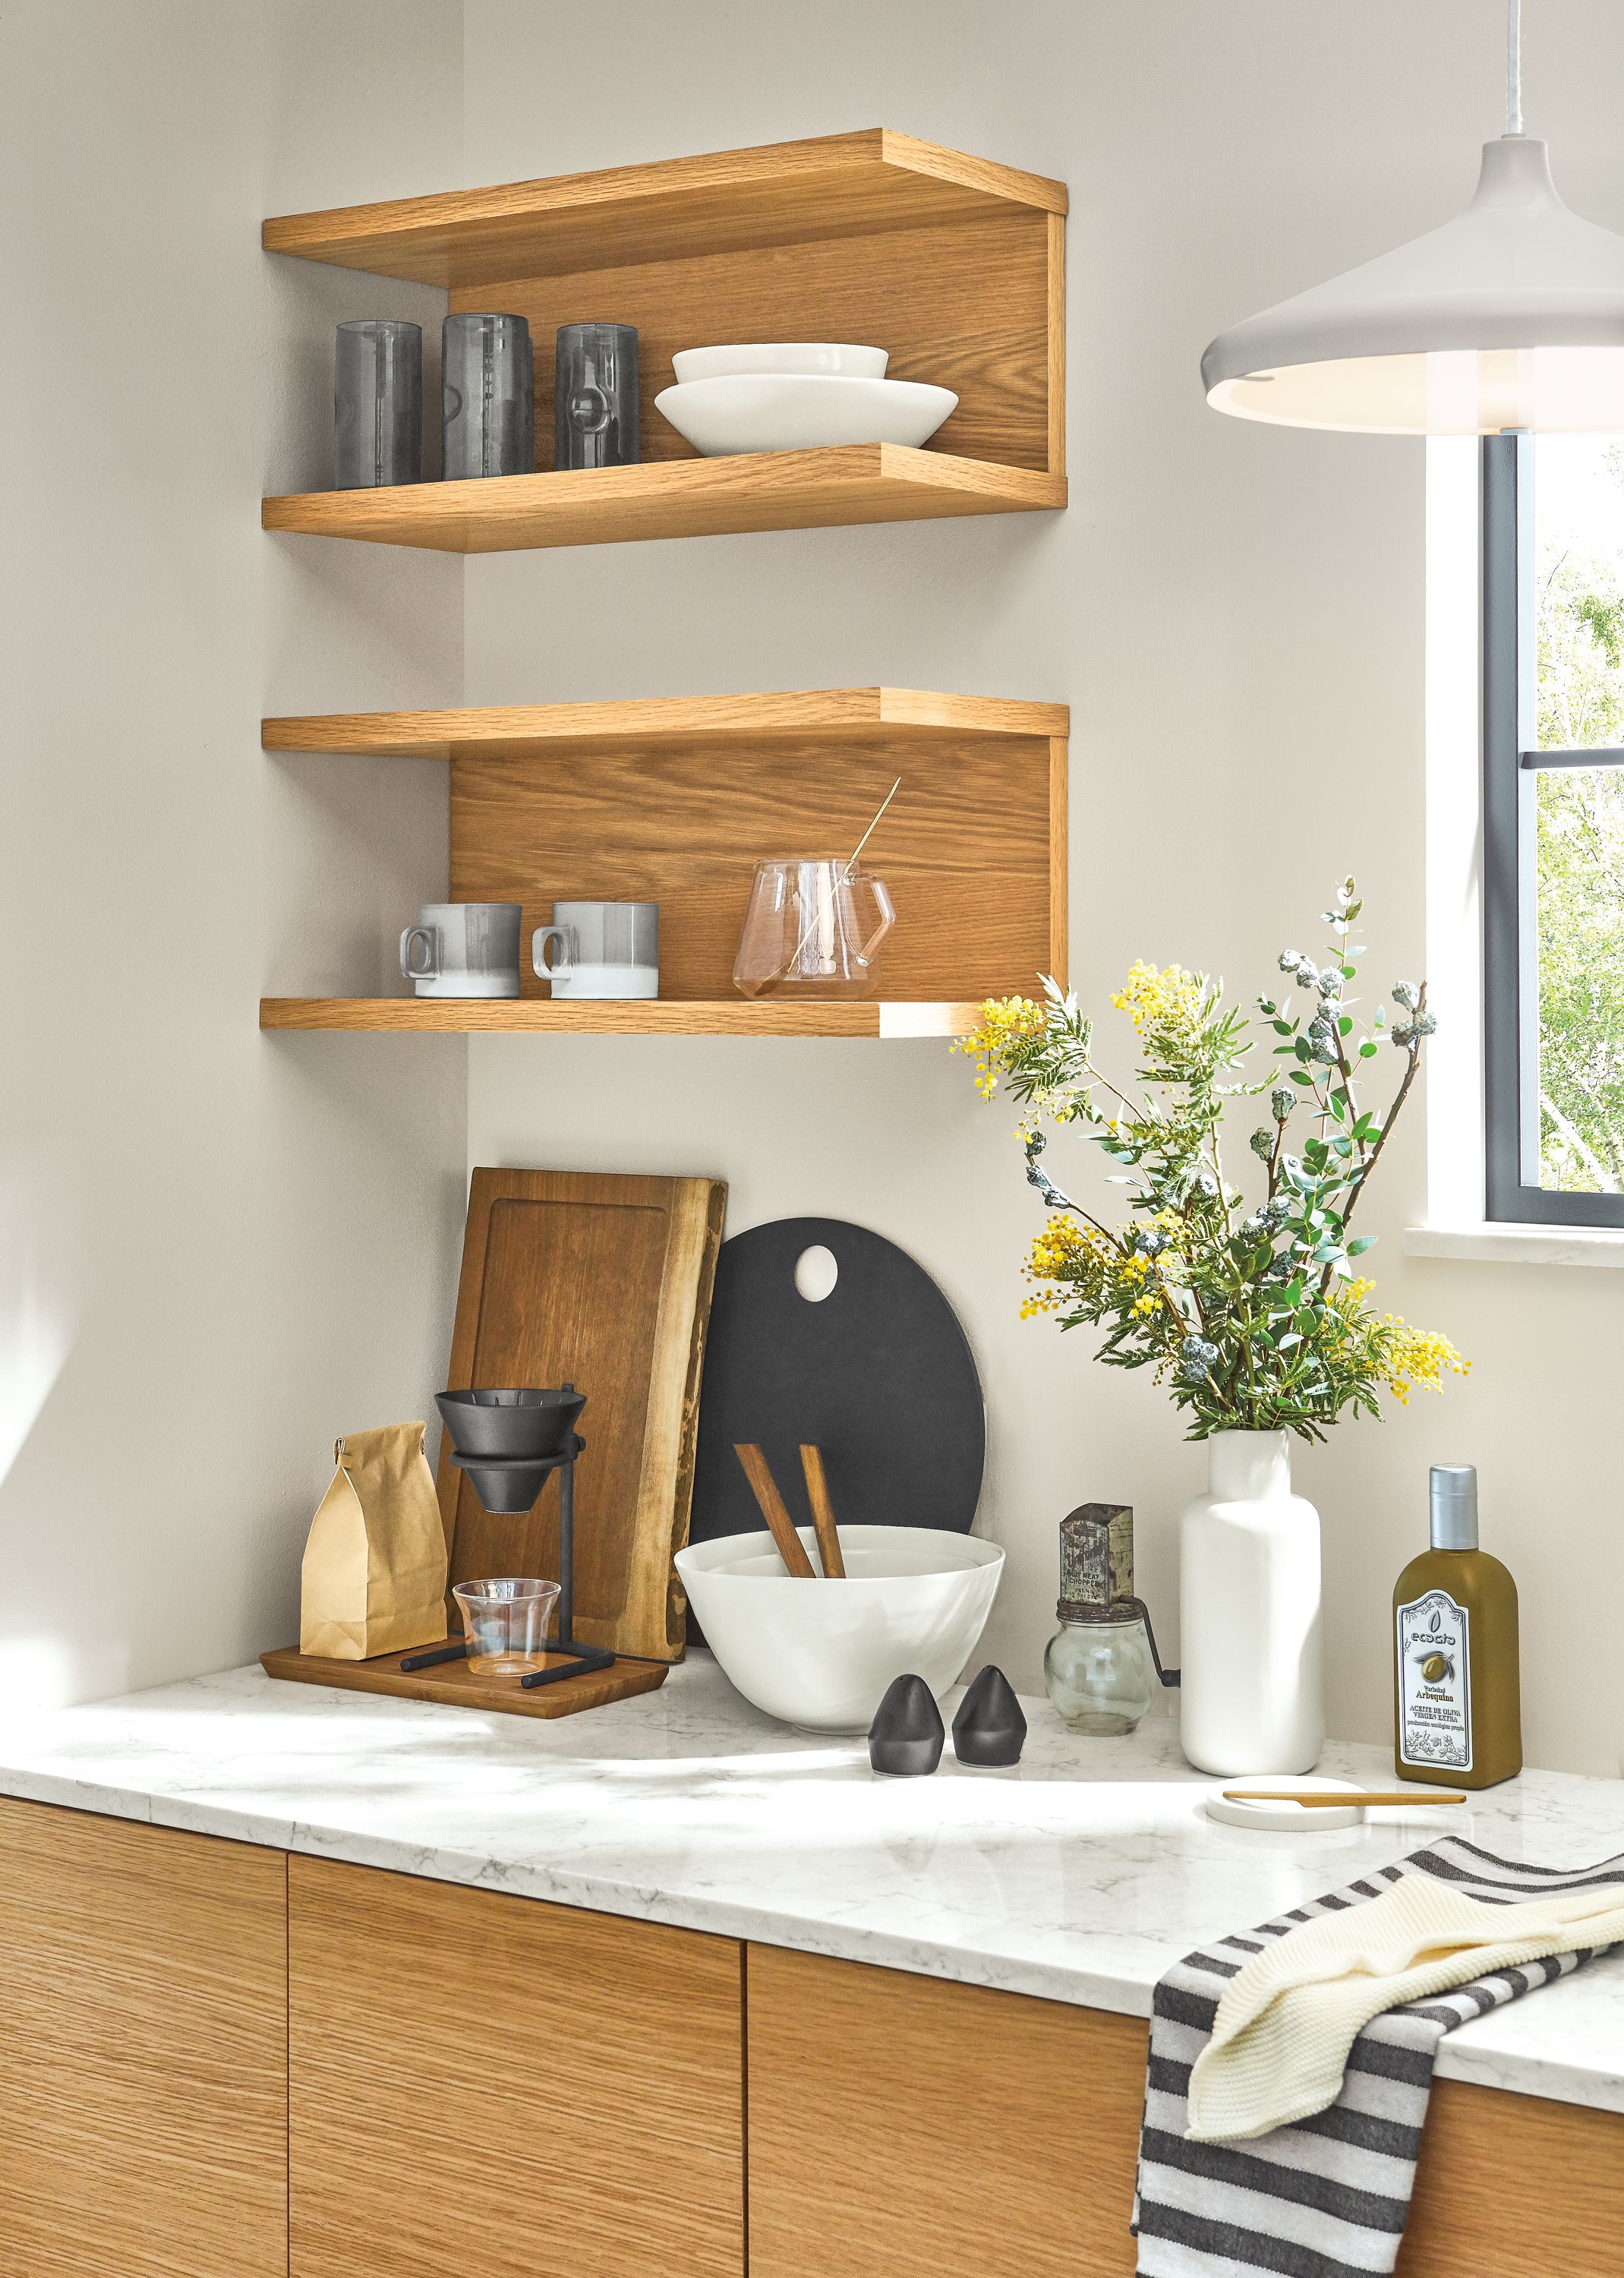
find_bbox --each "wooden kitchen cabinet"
[746,1942,1146,2278]
[746,1945,1624,2278]
[287,1853,745,2278]
[0,1797,288,2278]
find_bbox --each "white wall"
[0,0,467,1707]
[461,0,1624,1774]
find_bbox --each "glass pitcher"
[733,860,896,998]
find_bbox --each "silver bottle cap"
[1429,1464,1479,1551]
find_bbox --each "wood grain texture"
[437,1168,725,1662]
[748,1945,1624,2278]
[260,1641,668,1718]
[260,686,1069,754]
[260,995,985,1035]
[746,1945,1144,2278]
[1399,2075,1624,2276]
[1049,734,1070,986]
[263,128,1065,287]
[261,443,1066,553]
[0,1797,287,2278]
[799,1443,847,1576]
[464,205,1054,474]
[450,730,1057,1002]
[289,1855,744,2278]
[732,1443,817,1576]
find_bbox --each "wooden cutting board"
[438,1168,726,1663]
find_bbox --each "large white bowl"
[671,342,888,383]
[674,1523,1003,1733]
[654,373,958,457]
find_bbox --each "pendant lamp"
[1202,0,1624,434]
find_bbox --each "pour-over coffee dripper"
[434,1385,586,1510]
[416,1382,614,1690]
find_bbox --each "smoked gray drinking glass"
[442,313,535,479]
[554,323,639,469]
[333,320,422,488]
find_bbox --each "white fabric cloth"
[1187,1870,1624,2141]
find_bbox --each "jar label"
[1396,1589,1472,1771]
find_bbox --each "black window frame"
[1482,431,1624,1227]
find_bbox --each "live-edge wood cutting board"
[439,1167,727,1662]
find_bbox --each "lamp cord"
[1507,0,1524,134]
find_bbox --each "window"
[1483,434,1624,1226]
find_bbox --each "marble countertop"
[2,1654,1622,2116]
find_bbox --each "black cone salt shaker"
[868,1674,945,1776]
[951,1665,1027,1765]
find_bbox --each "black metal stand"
[421,1431,616,1689]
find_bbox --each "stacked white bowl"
[655,342,958,456]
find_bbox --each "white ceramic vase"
[1178,1428,1323,1775]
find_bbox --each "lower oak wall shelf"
[260,686,1067,1037]
[259,998,982,1036]
[3,1797,1618,2278]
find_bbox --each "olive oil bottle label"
[1396,1589,1472,1771]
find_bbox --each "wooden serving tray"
[261,1644,667,1720]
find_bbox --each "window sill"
[1405,1223,1624,1270]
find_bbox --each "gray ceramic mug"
[532,901,658,999]
[401,903,522,999]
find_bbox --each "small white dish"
[674,1522,1002,1733]
[1204,1776,1366,1832]
[671,342,888,383]
[654,373,958,456]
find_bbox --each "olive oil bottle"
[1393,1466,1522,1790]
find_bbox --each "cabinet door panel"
[289,1854,743,2278]
[747,1943,1624,2278]
[0,1796,289,2278]
[747,1943,1143,2278]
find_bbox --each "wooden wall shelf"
[262,131,1066,554]
[260,686,1067,1033]
[260,999,982,1038]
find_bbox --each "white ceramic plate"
[675,1523,1003,1732]
[654,373,959,456]
[1204,1776,1366,1831]
[671,342,888,383]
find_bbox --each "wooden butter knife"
[1222,1789,1468,1807]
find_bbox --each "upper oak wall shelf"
[260,686,1067,1038]
[260,130,1067,554]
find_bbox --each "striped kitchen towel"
[1134,1837,1624,2277]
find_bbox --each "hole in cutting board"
[793,1245,839,1303]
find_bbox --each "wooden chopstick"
[733,1444,817,1577]
[798,1445,846,1578]
[1222,1789,1468,1808]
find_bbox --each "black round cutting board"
[689,1216,985,1551]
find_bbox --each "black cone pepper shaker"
[868,1674,945,1776]
[951,1665,1027,1765]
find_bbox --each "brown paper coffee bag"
[299,1422,449,1660]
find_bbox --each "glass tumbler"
[443,313,535,478]
[334,320,422,488]
[555,323,639,469]
[453,1576,560,1674]
[732,860,896,998]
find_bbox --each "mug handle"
[400,925,439,980]
[531,923,575,982]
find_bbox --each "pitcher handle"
[856,875,895,964]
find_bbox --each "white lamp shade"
[1203,137,1624,434]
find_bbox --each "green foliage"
[957,883,1467,1442]
[1533,449,1624,1191]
